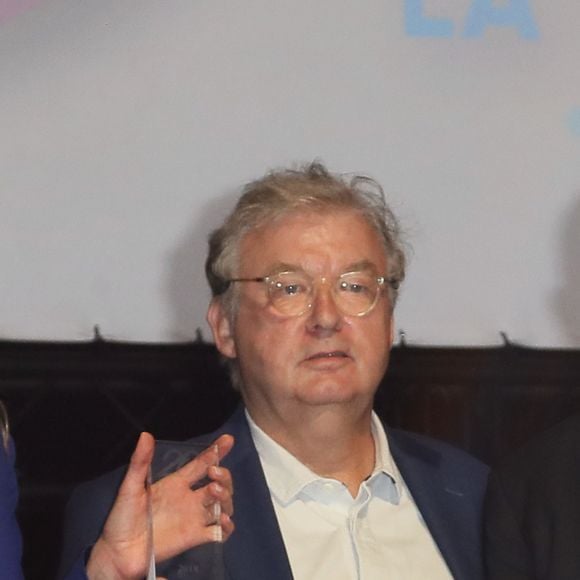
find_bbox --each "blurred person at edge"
[485,414,580,579]
[0,401,234,580]
[62,162,488,579]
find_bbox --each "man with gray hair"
[63,162,488,579]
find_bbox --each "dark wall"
[1,338,580,579]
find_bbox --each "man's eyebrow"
[265,262,302,274]
[263,260,381,275]
[343,260,379,273]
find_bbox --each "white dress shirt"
[247,410,453,580]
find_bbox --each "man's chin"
[296,381,366,407]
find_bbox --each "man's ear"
[207,299,237,359]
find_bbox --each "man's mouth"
[306,351,349,361]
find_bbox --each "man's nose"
[305,282,343,335]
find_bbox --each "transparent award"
[146,440,225,580]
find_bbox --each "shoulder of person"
[388,427,488,476]
[492,413,580,484]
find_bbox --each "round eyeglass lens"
[268,272,312,315]
[334,271,379,316]
[266,271,382,317]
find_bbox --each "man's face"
[208,209,394,425]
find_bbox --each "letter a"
[464,0,539,40]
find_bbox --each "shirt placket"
[347,481,373,580]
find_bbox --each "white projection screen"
[1,0,579,347]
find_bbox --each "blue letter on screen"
[464,0,539,39]
[405,0,454,37]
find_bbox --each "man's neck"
[247,404,376,497]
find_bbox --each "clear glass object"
[146,440,225,580]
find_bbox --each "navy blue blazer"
[0,438,88,580]
[61,407,488,580]
[0,438,24,580]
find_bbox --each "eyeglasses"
[225,270,398,317]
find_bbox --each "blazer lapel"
[218,408,294,580]
[388,429,485,580]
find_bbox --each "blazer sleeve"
[59,467,124,579]
[61,556,89,580]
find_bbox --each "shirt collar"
[246,409,402,505]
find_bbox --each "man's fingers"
[206,478,233,517]
[203,514,234,544]
[214,434,234,461]
[176,434,234,484]
[175,447,216,484]
[208,464,233,496]
[118,432,155,494]
[132,432,155,466]
[221,513,234,540]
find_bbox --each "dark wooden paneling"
[1,339,579,579]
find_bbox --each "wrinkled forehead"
[237,208,389,276]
